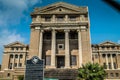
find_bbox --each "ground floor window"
[71,55,77,65]
[46,56,51,65]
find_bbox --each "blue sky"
[0,0,119,63]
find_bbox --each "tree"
[78,62,107,80]
[18,75,24,80]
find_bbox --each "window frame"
[71,55,77,66]
[58,44,64,50]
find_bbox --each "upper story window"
[10,54,13,58]
[20,47,23,50]
[20,54,23,59]
[102,54,106,58]
[11,47,14,50]
[56,15,64,21]
[69,16,76,21]
[112,54,116,57]
[15,54,18,58]
[16,47,18,51]
[45,16,51,22]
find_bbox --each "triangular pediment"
[4,41,27,47]
[33,2,87,14]
[99,41,118,46]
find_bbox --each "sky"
[0,0,119,63]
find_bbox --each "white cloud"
[0,0,42,27]
[0,29,25,62]
[117,40,120,44]
[0,0,42,63]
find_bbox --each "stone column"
[78,30,82,67]
[64,29,70,68]
[110,54,114,69]
[51,29,56,68]
[52,15,55,22]
[17,54,20,67]
[12,54,15,69]
[106,54,109,69]
[39,30,44,59]
[65,15,68,22]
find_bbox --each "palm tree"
[78,62,107,80]
[18,75,24,80]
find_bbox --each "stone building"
[92,41,120,79]
[0,2,119,80]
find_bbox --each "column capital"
[77,29,81,32]
[64,29,70,32]
[40,29,44,32]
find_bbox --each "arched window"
[102,54,106,58]
[10,54,13,58]
[20,54,23,59]
[15,54,18,58]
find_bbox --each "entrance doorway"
[57,56,65,68]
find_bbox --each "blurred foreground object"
[103,0,120,12]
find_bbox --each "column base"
[49,66,56,69]
[65,66,71,69]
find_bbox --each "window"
[20,47,23,50]
[20,54,23,59]
[116,73,119,77]
[45,16,51,22]
[112,54,116,58]
[102,54,106,58]
[7,73,10,77]
[46,56,51,65]
[11,47,14,50]
[69,31,78,39]
[109,63,111,69]
[9,63,12,69]
[107,54,110,58]
[56,32,65,39]
[103,63,107,69]
[101,46,105,50]
[10,54,13,58]
[16,47,18,50]
[110,73,114,77]
[113,62,117,69]
[15,54,18,58]
[14,63,17,67]
[58,44,64,50]
[71,55,77,65]
[19,63,22,67]
[57,16,64,21]
[95,54,98,58]
[69,16,76,21]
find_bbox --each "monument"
[25,56,44,80]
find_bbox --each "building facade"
[0,2,119,80]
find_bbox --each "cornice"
[30,22,88,27]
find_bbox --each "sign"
[25,56,44,80]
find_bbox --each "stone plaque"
[25,56,44,80]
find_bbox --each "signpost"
[25,56,44,80]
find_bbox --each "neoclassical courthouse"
[0,2,120,80]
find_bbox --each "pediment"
[33,2,87,14]
[99,41,118,46]
[4,41,27,47]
